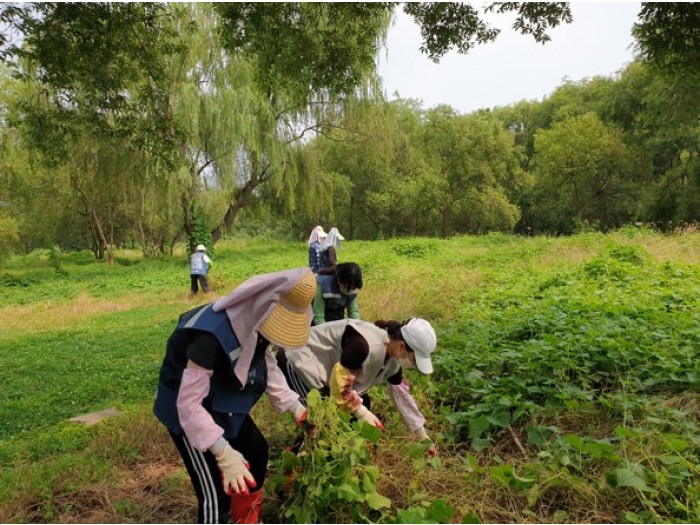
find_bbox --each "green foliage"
[0,213,19,257]
[190,215,214,258]
[392,241,438,260]
[269,390,389,523]
[393,499,456,524]
[215,3,390,107]
[633,3,700,73]
[532,113,645,233]
[404,3,572,61]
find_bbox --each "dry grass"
[620,235,700,265]
[6,395,692,524]
[361,267,484,322]
[535,243,601,269]
[0,292,210,337]
[0,409,197,524]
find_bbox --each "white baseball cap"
[401,318,437,374]
[196,244,206,252]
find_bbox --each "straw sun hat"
[259,272,316,348]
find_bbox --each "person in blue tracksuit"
[154,268,316,524]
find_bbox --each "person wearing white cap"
[307,225,327,274]
[190,244,213,296]
[154,268,317,524]
[277,317,438,456]
[317,226,345,275]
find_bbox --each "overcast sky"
[377,2,641,114]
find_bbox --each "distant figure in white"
[190,244,212,296]
[317,227,345,275]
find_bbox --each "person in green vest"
[313,262,362,324]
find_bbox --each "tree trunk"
[91,209,111,264]
[137,219,148,258]
[442,206,450,238]
[211,161,271,244]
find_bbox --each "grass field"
[0,228,698,523]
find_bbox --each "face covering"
[339,283,359,295]
[396,357,415,370]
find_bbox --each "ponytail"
[374,319,411,341]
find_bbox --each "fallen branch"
[508,425,528,458]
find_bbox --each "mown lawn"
[0,229,698,523]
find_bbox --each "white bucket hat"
[401,318,437,374]
[196,244,206,252]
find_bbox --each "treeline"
[294,59,699,239]
[0,3,697,260]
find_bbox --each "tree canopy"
[0,2,697,258]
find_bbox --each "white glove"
[292,402,308,427]
[215,443,256,495]
[354,405,384,431]
[416,427,437,457]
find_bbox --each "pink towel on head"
[212,267,312,386]
[307,226,325,245]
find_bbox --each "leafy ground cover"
[0,229,698,523]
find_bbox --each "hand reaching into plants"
[427,442,438,457]
[354,405,385,430]
[293,402,308,427]
[417,427,437,457]
[215,444,256,495]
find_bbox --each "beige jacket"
[285,319,400,395]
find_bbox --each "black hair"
[374,319,413,351]
[335,262,363,290]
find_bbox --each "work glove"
[416,427,437,457]
[292,402,308,427]
[215,443,256,495]
[354,405,385,431]
[292,401,317,440]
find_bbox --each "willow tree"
[0,1,575,250]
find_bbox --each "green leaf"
[660,436,688,453]
[527,425,556,447]
[365,491,391,510]
[358,421,383,443]
[468,415,490,438]
[396,509,429,524]
[613,425,635,439]
[614,468,649,492]
[489,465,513,487]
[362,467,379,492]
[338,482,360,502]
[425,499,456,523]
[486,410,510,428]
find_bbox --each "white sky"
[377,2,641,114]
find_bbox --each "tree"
[633,3,700,73]
[531,113,646,233]
[421,107,523,236]
[0,1,576,249]
[403,2,572,60]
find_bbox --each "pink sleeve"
[264,348,301,413]
[387,379,426,434]
[176,367,224,452]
